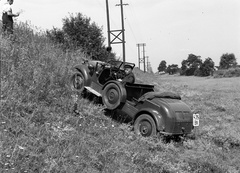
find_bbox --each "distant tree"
[180,60,188,75]
[47,13,114,61]
[219,53,237,69]
[195,57,215,76]
[180,54,202,76]
[166,64,179,75]
[158,60,167,72]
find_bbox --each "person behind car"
[118,64,135,85]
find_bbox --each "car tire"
[102,83,122,110]
[70,72,85,92]
[134,114,157,137]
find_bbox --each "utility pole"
[146,56,151,73]
[136,43,146,72]
[146,56,149,72]
[106,0,128,62]
[106,0,111,48]
[142,44,146,72]
[116,0,128,62]
[137,44,141,68]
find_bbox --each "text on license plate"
[193,113,199,126]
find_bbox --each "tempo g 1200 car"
[70,60,197,137]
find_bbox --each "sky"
[2,0,240,72]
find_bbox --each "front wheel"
[102,83,122,110]
[134,114,157,137]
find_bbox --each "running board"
[84,86,102,97]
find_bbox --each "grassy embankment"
[1,22,240,172]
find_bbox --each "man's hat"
[124,64,134,69]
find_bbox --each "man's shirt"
[121,72,135,84]
[2,2,12,14]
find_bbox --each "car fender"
[102,81,127,103]
[72,64,92,86]
[134,108,165,132]
[144,98,193,134]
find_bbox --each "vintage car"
[70,60,194,137]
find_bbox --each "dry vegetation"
[1,23,240,173]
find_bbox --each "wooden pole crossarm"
[111,42,124,44]
[110,29,123,32]
[110,31,123,43]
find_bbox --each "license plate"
[193,114,199,126]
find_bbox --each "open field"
[138,72,240,144]
[1,23,240,172]
[134,68,240,172]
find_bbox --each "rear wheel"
[70,72,85,92]
[134,114,157,137]
[102,83,122,110]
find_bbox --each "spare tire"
[70,72,85,92]
[102,83,123,110]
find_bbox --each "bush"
[46,13,115,61]
[214,67,240,78]
[219,53,237,69]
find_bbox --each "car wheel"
[102,83,122,110]
[134,114,157,137]
[70,72,85,92]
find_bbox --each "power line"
[99,0,143,65]
[124,9,138,43]
[96,0,119,29]
[127,0,145,42]
[96,0,105,10]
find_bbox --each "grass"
[1,22,240,172]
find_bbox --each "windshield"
[108,60,135,69]
[109,61,123,68]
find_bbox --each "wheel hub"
[108,89,119,104]
[139,121,152,136]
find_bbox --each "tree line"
[158,53,238,76]
[45,12,238,77]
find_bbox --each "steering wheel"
[116,70,125,79]
[110,63,127,80]
[109,66,119,80]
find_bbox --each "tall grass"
[1,22,240,172]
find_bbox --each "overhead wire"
[96,0,119,29]
[124,9,139,60]
[129,0,153,70]
[125,8,138,43]
[127,0,146,42]
[124,0,149,64]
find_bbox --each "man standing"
[2,0,20,35]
